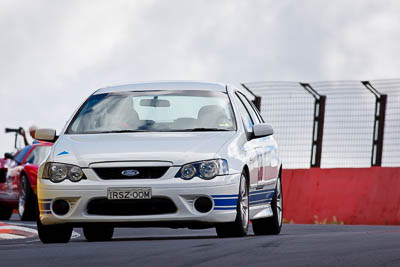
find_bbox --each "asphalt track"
[1,215,400,267]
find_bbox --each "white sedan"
[35,81,282,243]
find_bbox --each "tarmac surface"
[1,215,400,267]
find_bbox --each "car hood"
[52,132,235,167]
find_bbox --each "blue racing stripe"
[211,194,239,198]
[250,189,274,195]
[249,192,273,202]
[213,198,238,207]
[39,202,52,211]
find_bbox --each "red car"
[0,143,52,220]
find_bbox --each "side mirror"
[253,123,274,138]
[35,128,57,142]
[4,153,14,160]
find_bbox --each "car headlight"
[43,163,86,183]
[181,164,197,180]
[175,159,228,180]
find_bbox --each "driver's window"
[13,146,31,165]
[24,146,51,165]
[25,149,36,165]
[237,92,261,124]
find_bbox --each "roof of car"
[94,81,227,94]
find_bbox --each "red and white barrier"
[282,167,400,225]
[0,222,37,240]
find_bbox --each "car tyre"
[216,171,249,238]
[37,217,73,243]
[252,176,283,235]
[0,205,13,220]
[19,175,38,221]
[83,225,114,242]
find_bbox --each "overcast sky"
[1,0,400,154]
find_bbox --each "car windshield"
[66,90,236,134]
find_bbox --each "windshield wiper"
[178,128,232,132]
[82,130,146,134]
[102,130,146,133]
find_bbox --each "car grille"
[93,167,169,179]
[86,198,177,216]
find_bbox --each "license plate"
[107,188,152,200]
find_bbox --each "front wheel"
[18,175,37,221]
[37,217,72,243]
[216,172,249,238]
[83,225,114,242]
[252,176,283,235]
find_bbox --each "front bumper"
[38,168,241,226]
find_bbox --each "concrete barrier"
[282,167,400,225]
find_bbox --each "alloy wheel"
[275,178,282,226]
[18,177,27,217]
[239,174,249,230]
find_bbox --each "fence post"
[361,81,387,166]
[300,83,326,168]
[241,83,262,111]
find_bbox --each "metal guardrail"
[243,79,400,169]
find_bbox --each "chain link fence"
[310,81,375,168]
[243,79,400,169]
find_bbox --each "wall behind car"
[245,79,400,225]
[282,167,400,225]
